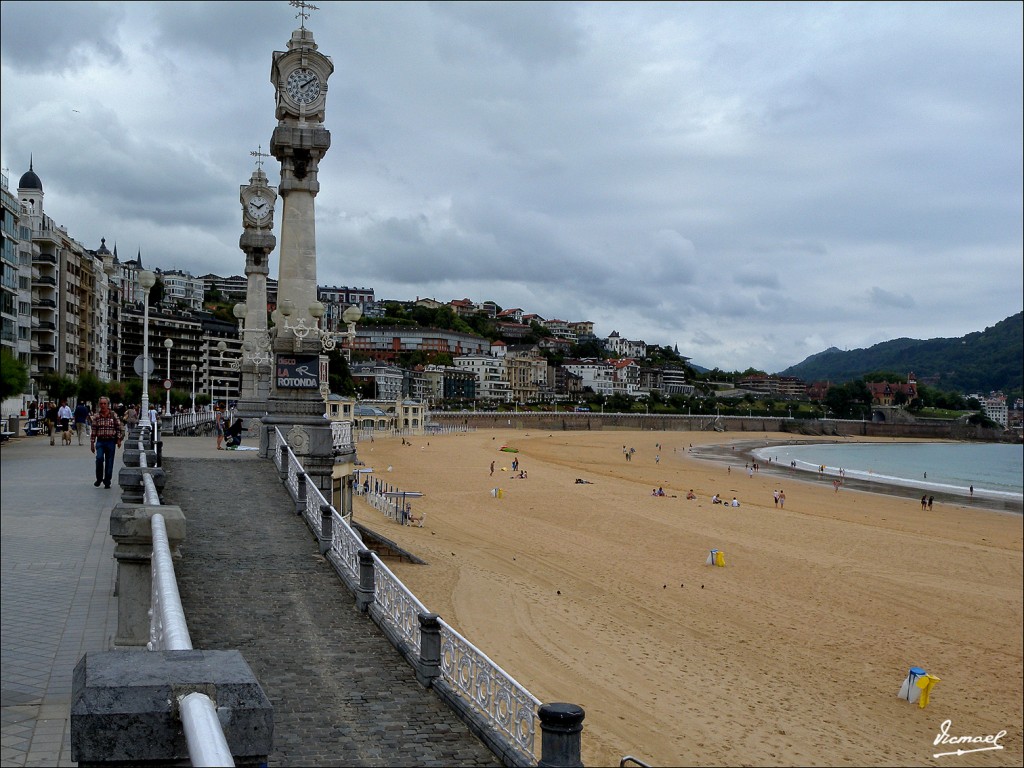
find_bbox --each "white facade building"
[159,269,204,311]
[454,354,511,402]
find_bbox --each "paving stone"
[162,456,500,767]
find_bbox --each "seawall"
[429,412,1014,442]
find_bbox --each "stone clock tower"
[259,7,335,496]
[234,152,277,431]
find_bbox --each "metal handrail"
[178,692,235,767]
[144,470,234,766]
[149,513,192,652]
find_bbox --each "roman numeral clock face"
[285,67,321,105]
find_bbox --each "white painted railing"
[141,453,234,766]
[148,513,192,652]
[371,554,430,655]
[439,618,541,761]
[170,410,216,435]
[178,692,235,767]
[331,420,354,454]
[271,426,541,764]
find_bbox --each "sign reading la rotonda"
[276,355,319,389]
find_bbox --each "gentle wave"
[752,442,1023,501]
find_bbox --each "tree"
[149,277,166,306]
[572,339,604,359]
[77,371,104,405]
[0,349,29,401]
[824,380,872,419]
[326,349,356,395]
[39,372,78,403]
[105,380,128,406]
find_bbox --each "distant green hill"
[777,312,1023,397]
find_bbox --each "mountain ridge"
[774,312,1023,396]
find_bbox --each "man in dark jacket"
[45,401,59,446]
[74,401,91,445]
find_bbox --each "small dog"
[61,428,73,445]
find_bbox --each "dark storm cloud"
[2,1,1021,371]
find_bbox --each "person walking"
[73,400,91,445]
[90,397,124,489]
[57,400,73,443]
[45,401,59,446]
[124,404,139,430]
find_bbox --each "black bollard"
[538,702,585,767]
[155,439,162,468]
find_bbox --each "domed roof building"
[19,160,42,191]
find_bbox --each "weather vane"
[290,0,319,29]
[250,145,270,172]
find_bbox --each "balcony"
[33,252,57,264]
[32,298,56,309]
[32,275,56,287]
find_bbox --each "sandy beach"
[355,430,1023,767]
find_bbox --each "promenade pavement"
[1,429,497,767]
[1,430,121,767]
[160,437,499,767]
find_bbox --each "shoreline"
[689,438,1024,515]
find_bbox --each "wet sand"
[355,430,1023,767]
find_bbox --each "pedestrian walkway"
[1,431,498,767]
[0,433,119,767]
[160,443,498,767]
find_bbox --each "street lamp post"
[190,364,197,412]
[164,338,173,414]
[217,341,227,415]
[138,270,156,418]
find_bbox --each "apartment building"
[605,331,647,359]
[351,325,489,362]
[1,171,20,360]
[504,344,550,403]
[453,354,511,402]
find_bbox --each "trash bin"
[8,415,20,435]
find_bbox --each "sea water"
[752,442,1023,502]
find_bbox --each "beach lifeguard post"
[705,549,725,567]
[898,666,940,708]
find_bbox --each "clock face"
[247,195,271,221]
[285,67,321,105]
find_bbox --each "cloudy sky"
[1,1,1021,372]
